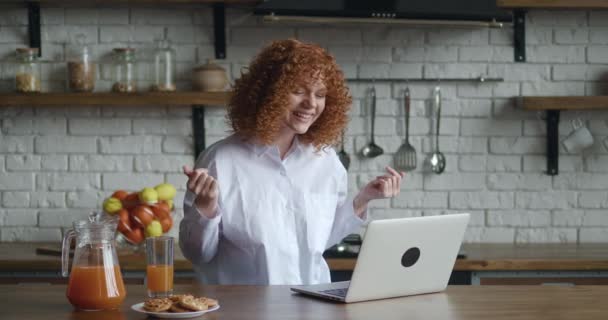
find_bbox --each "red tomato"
[117,209,132,233]
[123,192,140,210]
[125,228,144,244]
[151,203,171,220]
[132,205,155,228]
[160,217,173,233]
[111,190,129,201]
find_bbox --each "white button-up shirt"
[180,134,367,285]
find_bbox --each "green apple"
[139,187,158,205]
[145,220,163,238]
[155,183,176,201]
[103,197,122,214]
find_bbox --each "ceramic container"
[192,59,228,92]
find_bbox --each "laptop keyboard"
[320,288,348,297]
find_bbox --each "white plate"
[131,302,220,319]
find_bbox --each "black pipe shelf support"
[513,10,526,62]
[192,106,206,160]
[545,110,560,176]
[213,3,226,59]
[27,2,41,57]
[193,4,225,158]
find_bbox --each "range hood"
[254,0,513,27]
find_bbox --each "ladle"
[429,86,446,174]
[361,87,384,158]
[337,131,351,170]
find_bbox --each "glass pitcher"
[62,213,127,311]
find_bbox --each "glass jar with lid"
[14,47,41,93]
[111,47,137,93]
[150,39,176,92]
[67,34,96,92]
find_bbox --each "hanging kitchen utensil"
[337,131,351,170]
[394,87,417,171]
[429,86,446,174]
[361,87,384,158]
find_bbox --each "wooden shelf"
[0,91,230,107]
[520,96,608,176]
[497,0,608,9]
[520,96,608,110]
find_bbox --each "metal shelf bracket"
[514,10,526,62]
[192,106,206,160]
[213,3,226,59]
[27,2,41,57]
[545,110,560,176]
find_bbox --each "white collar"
[249,136,307,158]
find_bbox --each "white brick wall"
[0,6,607,243]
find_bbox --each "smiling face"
[279,79,327,138]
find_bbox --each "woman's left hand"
[359,166,405,201]
[353,166,405,218]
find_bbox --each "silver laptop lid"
[345,213,470,302]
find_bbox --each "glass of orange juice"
[145,236,174,298]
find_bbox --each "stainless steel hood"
[254,0,512,27]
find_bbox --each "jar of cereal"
[14,47,41,93]
[67,34,96,92]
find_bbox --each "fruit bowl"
[114,209,177,253]
[102,183,178,247]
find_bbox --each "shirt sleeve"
[179,149,223,265]
[325,162,369,249]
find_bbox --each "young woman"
[180,39,404,285]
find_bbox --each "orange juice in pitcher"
[67,266,126,310]
[62,213,127,310]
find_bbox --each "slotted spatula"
[394,87,417,171]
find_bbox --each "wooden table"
[1,284,607,320]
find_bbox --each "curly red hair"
[228,39,352,149]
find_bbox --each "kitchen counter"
[326,243,608,285]
[327,243,608,271]
[3,243,608,285]
[2,242,608,273]
[0,242,192,272]
[1,283,607,320]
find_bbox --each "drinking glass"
[145,236,174,298]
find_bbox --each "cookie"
[169,294,193,303]
[178,295,209,311]
[201,297,218,307]
[169,303,192,313]
[143,298,172,312]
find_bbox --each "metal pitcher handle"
[61,228,76,277]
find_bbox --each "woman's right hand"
[183,165,219,219]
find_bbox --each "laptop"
[291,213,470,303]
